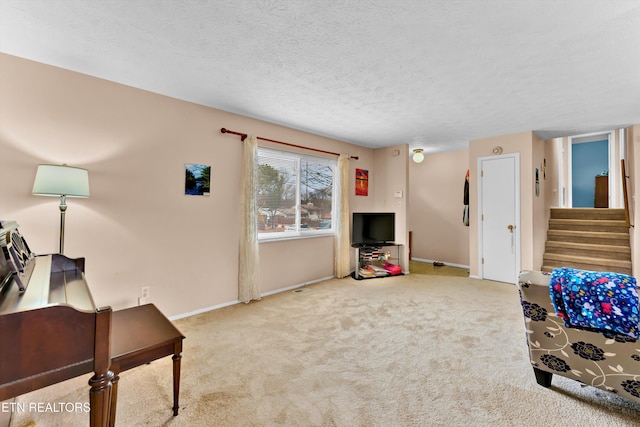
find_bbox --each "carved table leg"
[108,371,120,427]
[172,352,182,416]
[89,370,113,427]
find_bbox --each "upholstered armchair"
[517,270,640,403]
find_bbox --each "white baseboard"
[169,275,336,321]
[260,275,335,297]
[169,299,240,321]
[410,258,470,269]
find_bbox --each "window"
[256,148,336,239]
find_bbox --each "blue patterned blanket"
[549,267,639,339]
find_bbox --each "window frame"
[256,147,337,241]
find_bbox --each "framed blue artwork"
[185,163,211,196]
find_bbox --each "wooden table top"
[111,304,184,360]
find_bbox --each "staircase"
[542,208,632,275]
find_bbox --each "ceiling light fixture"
[412,149,424,164]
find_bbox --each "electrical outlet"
[141,286,150,299]
[138,297,147,305]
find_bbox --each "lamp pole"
[58,195,67,254]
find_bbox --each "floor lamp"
[32,164,90,254]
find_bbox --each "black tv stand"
[352,242,396,249]
[353,243,403,280]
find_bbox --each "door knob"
[507,224,515,232]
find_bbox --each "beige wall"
[408,149,470,266]
[0,53,388,317]
[544,138,564,207]
[372,145,410,271]
[629,125,640,277]
[531,132,547,271]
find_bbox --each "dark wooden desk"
[109,304,184,427]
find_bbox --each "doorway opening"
[565,130,625,208]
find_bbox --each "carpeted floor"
[408,260,470,277]
[7,270,640,426]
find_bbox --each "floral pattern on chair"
[517,270,640,403]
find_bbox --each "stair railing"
[621,159,632,228]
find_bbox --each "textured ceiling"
[1,0,639,153]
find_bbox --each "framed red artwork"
[356,168,368,196]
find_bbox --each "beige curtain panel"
[238,135,261,303]
[334,155,351,278]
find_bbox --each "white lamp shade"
[32,164,90,198]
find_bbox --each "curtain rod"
[220,128,359,160]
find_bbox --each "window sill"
[259,232,335,243]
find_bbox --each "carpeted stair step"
[544,241,631,261]
[546,229,630,246]
[550,208,626,221]
[543,208,632,275]
[548,218,628,233]
[542,253,632,275]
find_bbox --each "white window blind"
[256,148,336,239]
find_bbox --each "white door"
[479,154,520,284]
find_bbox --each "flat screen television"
[352,212,395,246]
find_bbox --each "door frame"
[566,130,616,208]
[477,153,521,283]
